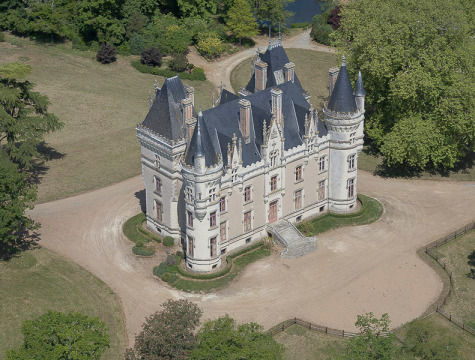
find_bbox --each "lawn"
[0,248,126,359]
[0,35,215,203]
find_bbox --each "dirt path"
[30,172,475,346]
[188,29,335,93]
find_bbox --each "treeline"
[0,0,294,58]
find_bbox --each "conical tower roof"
[327,55,357,113]
[354,70,366,96]
[184,110,218,167]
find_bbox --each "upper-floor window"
[350,132,356,145]
[318,156,326,172]
[270,151,278,167]
[294,190,303,209]
[154,176,162,194]
[270,175,278,192]
[295,165,302,182]
[244,186,251,202]
[348,154,356,171]
[155,201,163,222]
[209,188,217,202]
[219,196,226,212]
[348,178,355,198]
[210,211,217,228]
[232,169,238,183]
[318,179,325,201]
[243,211,252,232]
[187,210,193,227]
[154,155,160,168]
[185,187,193,202]
[210,236,217,257]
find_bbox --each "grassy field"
[230,48,337,111]
[0,35,215,203]
[274,325,344,360]
[0,248,126,359]
[436,229,475,328]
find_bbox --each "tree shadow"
[28,142,65,185]
[135,189,146,213]
[467,250,475,279]
[0,227,41,261]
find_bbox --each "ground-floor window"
[294,190,302,209]
[318,180,325,201]
[348,178,355,198]
[155,200,162,222]
[187,236,194,257]
[244,211,252,232]
[210,236,217,257]
[220,221,227,242]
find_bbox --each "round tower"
[323,55,365,213]
[181,110,223,272]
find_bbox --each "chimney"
[328,67,339,96]
[271,88,283,125]
[254,60,268,92]
[185,85,195,105]
[284,62,295,83]
[239,99,251,143]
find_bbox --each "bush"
[163,236,174,247]
[195,32,226,59]
[168,52,189,72]
[135,240,144,248]
[131,60,206,80]
[0,32,6,42]
[96,44,117,64]
[162,272,178,283]
[141,47,162,67]
[129,33,145,55]
[166,254,176,266]
[311,17,333,46]
[132,245,155,256]
[153,262,174,277]
[116,42,131,55]
[176,251,184,259]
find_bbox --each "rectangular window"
[348,178,355,198]
[154,176,161,194]
[294,190,302,209]
[187,236,194,257]
[318,180,325,201]
[270,175,277,191]
[348,154,356,171]
[220,221,227,242]
[319,156,326,172]
[244,186,251,202]
[219,196,226,212]
[208,188,216,201]
[187,211,193,227]
[244,211,252,232]
[210,211,217,228]
[210,236,217,257]
[155,201,162,222]
[295,165,302,181]
[154,155,160,168]
[350,132,356,145]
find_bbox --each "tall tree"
[6,311,110,359]
[190,315,285,359]
[334,0,475,171]
[177,0,217,18]
[125,299,202,360]
[226,0,258,44]
[0,63,63,168]
[253,0,294,26]
[0,152,37,259]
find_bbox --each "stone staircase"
[267,219,317,258]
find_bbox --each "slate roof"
[354,71,366,97]
[327,56,357,113]
[245,42,304,94]
[184,110,219,167]
[218,89,239,105]
[142,76,187,140]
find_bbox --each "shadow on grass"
[0,228,41,261]
[28,142,65,185]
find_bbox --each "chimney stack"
[254,60,268,92]
[271,88,283,125]
[239,99,251,143]
[284,62,295,83]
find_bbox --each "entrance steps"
[267,219,317,258]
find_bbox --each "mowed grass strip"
[0,35,215,203]
[297,194,383,236]
[0,248,126,360]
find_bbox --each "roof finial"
[278,23,281,42]
[342,54,346,67]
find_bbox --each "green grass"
[297,194,383,236]
[436,229,475,327]
[154,244,271,293]
[273,324,344,360]
[123,212,161,245]
[0,34,215,203]
[230,48,337,111]
[0,249,126,359]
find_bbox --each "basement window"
[245,237,251,244]
[319,206,325,213]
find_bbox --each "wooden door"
[269,200,278,223]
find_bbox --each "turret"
[354,71,366,112]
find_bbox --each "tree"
[125,299,202,360]
[334,0,475,171]
[190,314,284,359]
[226,0,258,44]
[0,62,63,168]
[6,310,110,359]
[141,47,162,67]
[195,31,226,59]
[404,320,460,359]
[253,0,294,26]
[0,152,38,259]
[467,249,475,278]
[96,44,117,64]
[177,0,217,18]
[168,52,189,72]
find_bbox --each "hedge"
[131,60,206,81]
[132,245,155,256]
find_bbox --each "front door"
[269,200,278,223]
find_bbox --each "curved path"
[30,172,475,346]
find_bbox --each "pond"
[286,0,323,24]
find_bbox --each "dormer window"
[270,151,278,167]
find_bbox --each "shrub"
[129,33,145,55]
[116,42,131,55]
[311,16,333,46]
[196,32,226,59]
[131,60,206,80]
[162,272,178,283]
[135,240,144,248]
[163,236,174,247]
[176,251,184,259]
[132,246,155,256]
[0,32,6,42]
[141,47,162,67]
[96,44,117,64]
[166,254,176,266]
[153,262,174,277]
[168,52,189,72]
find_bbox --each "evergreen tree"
[226,0,258,44]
